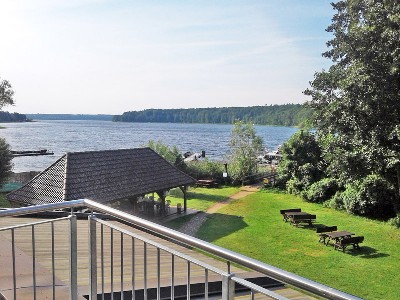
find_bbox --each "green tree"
[228,120,263,184]
[277,130,323,194]
[0,138,13,187]
[304,0,400,212]
[0,77,15,110]
[146,140,186,171]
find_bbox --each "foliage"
[0,111,28,122]
[302,178,339,203]
[388,215,400,228]
[341,174,396,219]
[185,159,225,181]
[0,138,13,187]
[113,104,312,127]
[304,0,400,215]
[146,140,186,171]
[192,188,400,300]
[0,193,11,208]
[277,130,323,193]
[228,121,263,185]
[0,77,15,110]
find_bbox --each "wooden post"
[179,185,188,212]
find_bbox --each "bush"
[326,191,345,210]
[302,178,339,203]
[286,178,303,195]
[186,159,225,182]
[342,174,396,219]
[388,215,400,228]
[0,138,13,187]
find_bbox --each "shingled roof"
[7,148,195,206]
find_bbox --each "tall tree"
[304,0,400,211]
[228,120,263,184]
[0,77,15,110]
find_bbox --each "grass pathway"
[177,184,261,236]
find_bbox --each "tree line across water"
[112,104,311,127]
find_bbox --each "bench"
[289,214,316,226]
[280,208,301,222]
[334,236,364,252]
[316,226,338,243]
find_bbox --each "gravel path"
[177,184,262,236]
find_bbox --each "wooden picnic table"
[284,211,316,226]
[324,230,354,246]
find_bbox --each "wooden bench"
[280,208,301,222]
[289,214,316,226]
[316,226,338,243]
[334,236,364,252]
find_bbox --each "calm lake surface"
[0,120,298,172]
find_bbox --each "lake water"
[0,120,298,172]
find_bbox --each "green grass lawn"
[167,186,240,211]
[191,188,400,300]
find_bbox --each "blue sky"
[0,0,333,114]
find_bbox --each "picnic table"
[284,211,316,226]
[324,230,354,246]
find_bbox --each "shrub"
[342,174,396,219]
[186,159,225,182]
[0,138,13,187]
[326,191,345,210]
[302,178,338,203]
[388,215,400,228]
[286,178,303,195]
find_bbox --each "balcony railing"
[0,199,363,300]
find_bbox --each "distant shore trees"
[279,0,400,221]
[113,104,311,127]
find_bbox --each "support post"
[69,215,78,300]
[89,216,98,299]
[221,274,235,300]
[180,186,188,212]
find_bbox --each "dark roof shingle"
[7,148,195,206]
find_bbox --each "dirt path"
[178,184,262,236]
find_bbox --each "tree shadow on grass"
[347,246,390,259]
[196,213,248,243]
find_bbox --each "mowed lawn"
[194,189,400,300]
[167,186,240,211]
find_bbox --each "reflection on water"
[0,120,298,172]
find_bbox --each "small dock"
[11,149,54,157]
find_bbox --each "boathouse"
[6,148,195,213]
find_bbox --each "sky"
[0,0,334,115]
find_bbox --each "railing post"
[221,274,234,300]
[69,214,78,300]
[89,215,98,299]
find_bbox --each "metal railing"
[0,199,363,300]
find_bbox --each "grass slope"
[167,186,240,211]
[195,189,400,300]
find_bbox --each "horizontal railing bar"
[0,216,72,232]
[0,199,362,300]
[232,276,289,300]
[94,218,227,276]
[0,200,85,217]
